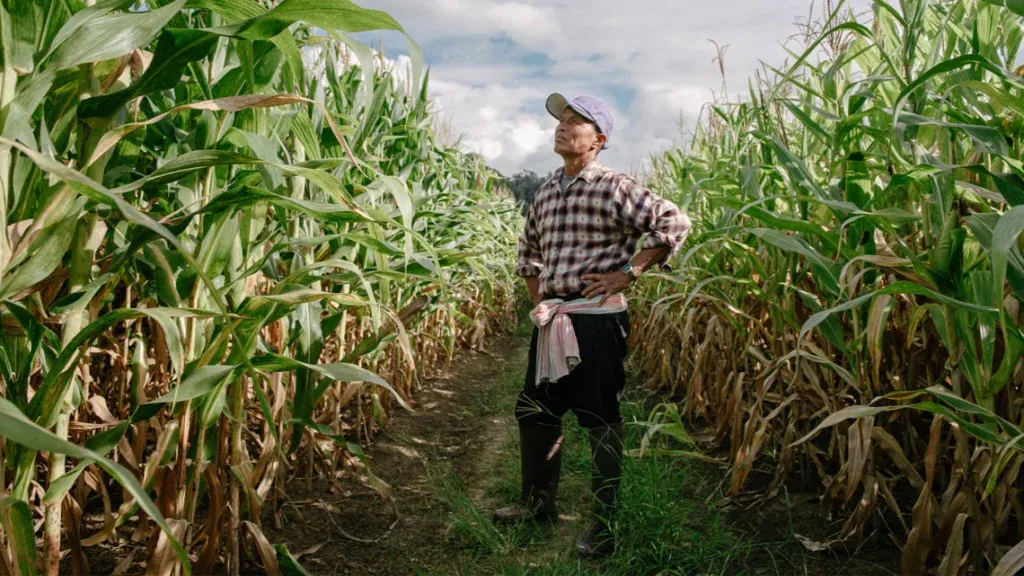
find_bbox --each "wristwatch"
[621,262,638,280]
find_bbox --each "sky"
[355,0,872,176]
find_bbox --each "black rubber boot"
[493,423,563,524]
[575,422,624,558]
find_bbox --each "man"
[493,93,692,557]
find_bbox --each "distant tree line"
[494,169,553,215]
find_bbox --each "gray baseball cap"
[546,93,612,150]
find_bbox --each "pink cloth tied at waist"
[529,293,629,386]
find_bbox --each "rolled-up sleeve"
[615,178,692,255]
[516,203,544,277]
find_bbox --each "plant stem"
[0,65,17,281]
[44,213,100,575]
[227,374,247,576]
[43,47,109,573]
[0,68,14,561]
[181,156,220,527]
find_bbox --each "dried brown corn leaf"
[845,417,874,504]
[871,426,925,489]
[144,518,187,576]
[876,474,909,533]
[839,475,878,541]
[794,533,847,552]
[937,513,969,576]
[195,467,225,575]
[111,550,137,575]
[867,295,892,393]
[992,538,1024,576]
[901,415,944,576]
[243,521,282,576]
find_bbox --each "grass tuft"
[424,359,750,575]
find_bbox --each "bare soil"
[724,486,902,575]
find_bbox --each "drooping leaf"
[147,364,238,406]
[0,396,190,573]
[0,495,38,576]
[77,27,220,118]
[47,0,186,71]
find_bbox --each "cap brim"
[545,93,569,120]
[546,92,601,128]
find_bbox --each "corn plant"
[0,1,520,574]
[633,0,1024,572]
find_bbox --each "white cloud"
[510,119,548,155]
[484,2,561,47]
[428,79,554,173]
[360,0,874,174]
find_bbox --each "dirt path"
[262,331,533,575]
[260,324,900,576]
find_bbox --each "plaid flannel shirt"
[516,161,692,298]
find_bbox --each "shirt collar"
[555,159,603,184]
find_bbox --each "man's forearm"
[631,246,672,275]
[524,276,541,303]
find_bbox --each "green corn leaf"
[0,212,78,300]
[980,0,1024,18]
[111,150,261,192]
[731,200,841,249]
[780,100,831,143]
[274,543,314,576]
[250,352,411,411]
[798,281,998,346]
[898,112,1009,156]
[892,54,1024,132]
[43,0,136,60]
[147,364,238,406]
[0,68,56,147]
[0,0,37,74]
[289,300,324,452]
[29,308,216,428]
[373,175,416,259]
[78,27,220,119]
[963,165,1024,206]
[45,421,131,504]
[250,288,367,308]
[749,228,838,268]
[197,211,240,279]
[990,205,1024,308]
[0,396,191,574]
[81,0,424,118]
[47,0,186,71]
[0,495,38,576]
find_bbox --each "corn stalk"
[635,0,1024,572]
[0,0,522,574]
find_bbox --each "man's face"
[554,108,604,156]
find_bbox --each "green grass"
[420,340,752,576]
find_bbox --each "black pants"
[516,302,631,431]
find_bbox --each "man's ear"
[594,133,608,151]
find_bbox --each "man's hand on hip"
[581,271,632,304]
